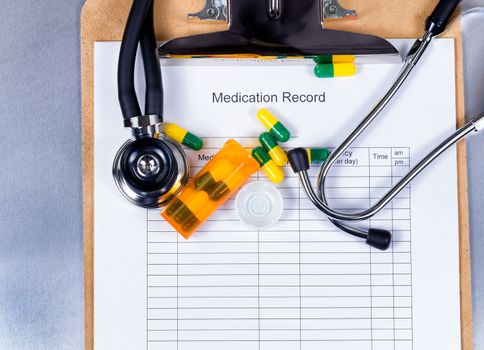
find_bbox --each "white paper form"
[94,39,461,350]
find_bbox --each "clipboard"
[81,1,473,349]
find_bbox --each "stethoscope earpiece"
[287,147,310,173]
[288,148,392,250]
[366,229,392,251]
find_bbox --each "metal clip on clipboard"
[159,0,400,61]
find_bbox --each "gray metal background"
[0,1,482,349]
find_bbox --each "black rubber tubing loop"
[426,0,461,35]
[118,0,152,120]
[140,1,164,117]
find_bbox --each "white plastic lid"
[235,182,284,230]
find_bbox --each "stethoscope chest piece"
[113,135,189,208]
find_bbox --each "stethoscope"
[288,0,484,250]
[113,0,189,208]
[113,0,484,248]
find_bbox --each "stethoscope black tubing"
[118,0,163,120]
[426,0,461,35]
[140,1,163,117]
[311,0,462,241]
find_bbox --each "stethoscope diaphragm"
[113,135,189,208]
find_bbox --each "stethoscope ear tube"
[118,0,152,119]
[140,1,163,117]
[290,0,474,251]
[426,0,462,35]
[118,0,164,121]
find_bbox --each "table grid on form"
[146,142,412,350]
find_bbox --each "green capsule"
[252,147,271,166]
[183,131,204,151]
[313,55,333,64]
[208,181,230,201]
[307,148,331,164]
[257,109,291,143]
[259,132,288,167]
[194,172,216,191]
[314,64,334,78]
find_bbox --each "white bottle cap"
[235,182,284,229]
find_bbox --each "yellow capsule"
[332,55,356,64]
[184,191,210,214]
[334,63,357,77]
[268,148,287,167]
[164,123,185,143]
[225,169,250,191]
[210,159,235,180]
[262,161,284,184]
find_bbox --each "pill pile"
[253,108,331,184]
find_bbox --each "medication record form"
[94,39,461,350]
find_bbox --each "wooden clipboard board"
[81,1,473,348]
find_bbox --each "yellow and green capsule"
[307,148,331,164]
[164,123,204,151]
[313,55,356,65]
[194,172,216,192]
[252,147,284,184]
[314,63,357,78]
[194,159,235,191]
[173,203,193,225]
[257,109,291,143]
[165,198,184,217]
[207,181,230,201]
[259,132,288,167]
[182,215,200,232]
[173,191,209,225]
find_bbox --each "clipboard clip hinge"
[188,0,356,22]
[188,0,228,21]
[322,0,356,20]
